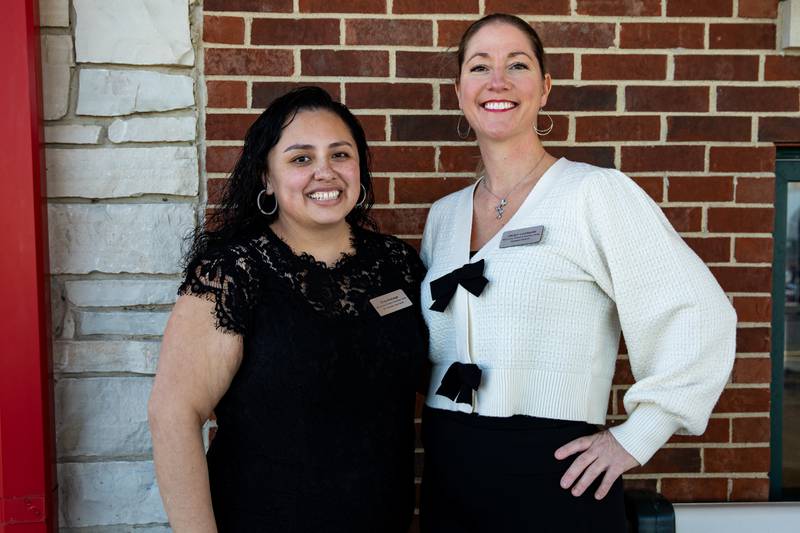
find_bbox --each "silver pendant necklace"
[482,151,548,219]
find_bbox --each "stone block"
[77,69,194,116]
[74,0,194,66]
[54,340,161,374]
[48,203,195,274]
[108,116,197,143]
[40,0,69,27]
[44,125,102,144]
[46,147,199,198]
[76,310,170,336]
[58,461,167,527]
[41,35,73,120]
[55,377,153,457]
[65,279,179,307]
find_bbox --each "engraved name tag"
[499,225,545,248]
[370,289,413,317]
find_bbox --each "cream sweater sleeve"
[578,168,737,465]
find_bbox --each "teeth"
[484,101,515,110]
[308,190,340,201]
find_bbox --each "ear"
[264,176,274,195]
[454,81,463,111]
[539,73,552,109]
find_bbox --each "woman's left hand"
[554,430,640,500]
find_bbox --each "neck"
[270,217,353,265]
[478,133,548,193]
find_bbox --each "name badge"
[370,289,413,317]
[499,225,545,248]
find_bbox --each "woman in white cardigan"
[418,14,737,532]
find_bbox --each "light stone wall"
[42,0,204,530]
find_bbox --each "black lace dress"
[179,225,428,532]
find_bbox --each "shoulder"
[357,227,425,281]
[564,160,643,198]
[426,182,474,226]
[181,235,265,293]
[358,226,419,260]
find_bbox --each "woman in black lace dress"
[148,87,428,532]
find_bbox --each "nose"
[314,159,335,180]
[488,68,509,91]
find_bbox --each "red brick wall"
[203,0,799,508]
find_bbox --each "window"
[771,147,800,500]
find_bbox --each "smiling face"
[456,21,552,143]
[265,109,361,232]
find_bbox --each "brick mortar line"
[624,473,770,479]
[661,201,772,207]
[205,76,798,88]
[712,412,771,419]
[203,13,779,23]
[203,171,776,182]
[202,42,785,56]
[661,443,770,449]
[707,264,771,269]
[206,108,798,116]
[205,109,800,116]
[244,14,252,44]
[203,141,781,157]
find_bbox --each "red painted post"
[0,0,57,532]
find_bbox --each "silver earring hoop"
[456,114,472,140]
[256,189,278,216]
[356,184,367,208]
[534,111,554,136]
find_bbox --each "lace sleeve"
[178,247,255,335]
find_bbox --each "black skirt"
[420,406,627,533]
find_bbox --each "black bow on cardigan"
[435,362,482,405]
[429,259,488,312]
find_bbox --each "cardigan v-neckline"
[462,157,566,264]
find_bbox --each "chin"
[308,210,352,228]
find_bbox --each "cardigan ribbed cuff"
[608,404,683,466]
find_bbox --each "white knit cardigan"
[419,158,737,465]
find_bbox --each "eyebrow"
[466,51,534,63]
[283,141,353,152]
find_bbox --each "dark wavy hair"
[185,86,375,266]
[455,13,547,78]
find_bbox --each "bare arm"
[148,295,243,532]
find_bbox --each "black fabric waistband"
[422,404,596,432]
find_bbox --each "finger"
[554,435,595,460]
[593,468,620,500]
[560,450,597,490]
[571,458,606,497]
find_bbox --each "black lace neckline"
[262,224,364,272]
[180,224,423,330]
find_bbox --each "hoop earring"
[456,114,471,140]
[534,111,553,136]
[256,189,278,216]
[356,184,367,208]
